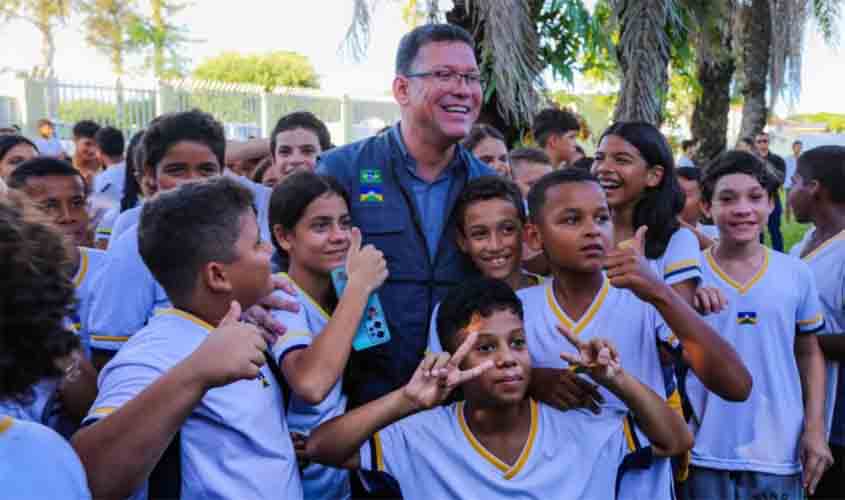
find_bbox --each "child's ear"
[646,165,665,188]
[203,261,233,294]
[272,224,294,253]
[699,199,711,220]
[455,229,468,253]
[524,222,544,252]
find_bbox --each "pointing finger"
[556,324,582,351]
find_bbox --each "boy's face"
[512,161,552,197]
[155,141,222,192]
[275,193,352,275]
[457,198,523,282]
[39,123,53,138]
[74,136,98,164]
[0,142,38,179]
[787,172,814,224]
[224,211,274,310]
[526,181,612,274]
[273,127,322,182]
[472,137,510,178]
[678,176,703,225]
[551,130,579,164]
[22,175,89,246]
[592,134,662,209]
[454,308,531,406]
[705,173,773,244]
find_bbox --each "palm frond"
[340,0,374,61]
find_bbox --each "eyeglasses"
[756,139,769,144]
[405,70,485,88]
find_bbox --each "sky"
[0,0,843,115]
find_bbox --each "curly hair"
[0,192,78,399]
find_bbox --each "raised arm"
[72,303,267,498]
[606,226,752,402]
[282,228,387,404]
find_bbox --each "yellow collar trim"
[705,247,769,295]
[275,272,330,321]
[73,247,89,289]
[457,399,538,480]
[802,229,845,262]
[0,416,13,434]
[546,277,609,336]
[157,308,215,331]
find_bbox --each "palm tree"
[0,0,70,73]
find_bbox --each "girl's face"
[276,193,352,275]
[592,134,662,210]
[457,198,523,282]
[0,143,37,179]
[473,137,510,178]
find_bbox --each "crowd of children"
[2,24,845,500]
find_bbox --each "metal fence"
[5,74,400,146]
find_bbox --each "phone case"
[330,267,391,351]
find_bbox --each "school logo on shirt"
[737,311,758,325]
[359,185,384,203]
[256,370,270,388]
[360,169,383,184]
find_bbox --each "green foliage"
[548,89,617,146]
[57,97,154,133]
[0,0,69,24]
[127,0,191,79]
[58,99,116,125]
[537,0,615,84]
[787,112,845,132]
[193,51,320,91]
[78,0,141,76]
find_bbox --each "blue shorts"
[682,466,803,500]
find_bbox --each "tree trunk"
[613,0,672,125]
[738,0,771,139]
[690,0,735,165]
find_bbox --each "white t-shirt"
[70,247,107,358]
[0,378,76,438]
[647,227,702,287]
[33,137,65,158]
[271,273,350,500]
[0,416,91,499]
[686,248,826,474]
[359,400,627,500]
[85,308,303,500]
[92,162,126,206]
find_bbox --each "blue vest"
[318,126,494,406]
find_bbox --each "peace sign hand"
[402,330,494,411]
[556,324,623,387]
[605,226,663,303]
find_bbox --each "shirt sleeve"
[427,303,443,354]
[108,213,137,250]
[88,228,164,352]
[358,418,411,479]
[661,228,702,287]
[270,298,313,363]
[796,262,826,335]
[94,207,119,248]
[83,351,167,426]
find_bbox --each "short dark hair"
[0,134,37,163]
[739,137,754,148]
[120,130,145,212]
[7,157,88,194]
[793,140,803,147]
[462,124,506,153]
[395,23,474,75]
[676,166,702,183]
[527,167,598,224]
[251,156,275,184]
[455,176,526,235]
[797,145,845,204]
[701,150,779,202]
[269,171,350,259]
[142,110,225,176]
[0,192,78,399]
[37,118,54,128]
[72,120,100,140]
[95,126,125,158]
[532,108,580,147]
[138,177,255,305]
[681,139,697,152]
[509,147,551,171]
[436,277,523,353]
[270,111,332,158]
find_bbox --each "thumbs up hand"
[605,226,664,303]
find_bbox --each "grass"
[764,192,810,252]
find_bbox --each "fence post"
[340,94,352,146]
[12,75,46,136]
[260,90,271,138]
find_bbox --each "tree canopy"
[192,51,320,91]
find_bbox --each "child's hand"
[188,301,268,389]
[530,367,605,414]
[402,330,493,411]
[346,227,388,295]
[605,226,664,302]
[244,273,301,344]
[557,324,623,387]
[694,285,729,315]
[799,426,834,495]
[291,432,310,470]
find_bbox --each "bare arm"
[226,139,271,163]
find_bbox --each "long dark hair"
[120,130,145,212]
[599,122,683,260]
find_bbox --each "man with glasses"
[318,24,493,411]
[754,131,787,251]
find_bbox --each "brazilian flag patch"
[737,311,758,325]
[359,185,384,203]
[360,169,383,184]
